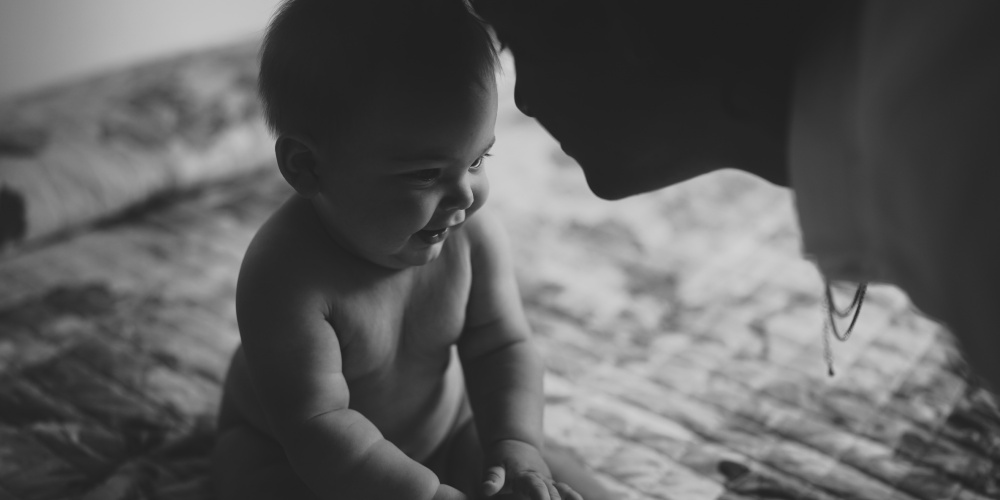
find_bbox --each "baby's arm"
[457,210,579,500]
[235,254,465,500]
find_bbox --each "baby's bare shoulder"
[463,207,505,246]
[236,197,379,333]
[237,198,412,340]
[461,207,514,266]
[241,199,335,291]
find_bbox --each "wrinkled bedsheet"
[0,43,998,500]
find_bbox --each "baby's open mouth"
[415,226,449,244]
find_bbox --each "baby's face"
[309,78,498,269]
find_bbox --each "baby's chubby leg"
[212,425,319,500]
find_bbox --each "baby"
[212,1,609,499]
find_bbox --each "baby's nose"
[444,177,475,211]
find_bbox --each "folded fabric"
[0,40,274,255]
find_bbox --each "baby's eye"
[470,153,492,171]
[407,169,441,183]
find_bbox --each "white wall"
[0,0,282,98]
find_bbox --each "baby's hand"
[481,440,582,500]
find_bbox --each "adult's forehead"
[474,0,611,49]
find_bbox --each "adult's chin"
[578,155,659,200]
[575,147,713,201]
[582,168,640,200]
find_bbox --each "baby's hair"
[259,0,499,139]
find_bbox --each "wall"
[0,0,281,98]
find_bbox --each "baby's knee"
[214,426,281,460]
[544,444,612,500]
[213,426,315,500]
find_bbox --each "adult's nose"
[513,79,533,117]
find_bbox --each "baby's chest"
[335,269,472,377]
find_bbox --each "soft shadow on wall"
[0,0,282,99]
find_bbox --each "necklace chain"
[822,280,868,376]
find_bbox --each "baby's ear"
[275,135,321,197]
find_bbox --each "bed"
[1,41,997,500]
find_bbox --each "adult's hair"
[259,0,498,139]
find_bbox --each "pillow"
[0,40,274,254]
